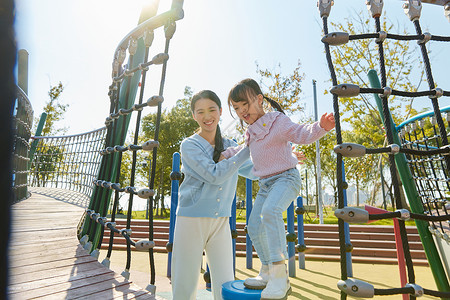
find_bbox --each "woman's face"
[192,98,222,134]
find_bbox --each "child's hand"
[292,146,306,164]
[320,112,335,131]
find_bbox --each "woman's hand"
[218,154,226,162]
[320,112,335,131]
[292,146,306,164]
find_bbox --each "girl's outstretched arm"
[181,139,250,185]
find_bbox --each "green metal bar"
[28,112,47,169]
[368,69,450,294]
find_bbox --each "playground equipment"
[12,50,34,203]
[13,0,450,299]
[71,1,185,295]
[320,0,450,298]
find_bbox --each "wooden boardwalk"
[8,190,158,299]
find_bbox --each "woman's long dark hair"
[191,90,224,163]
[228,78,285,124]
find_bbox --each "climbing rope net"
[12,86,33,203]
[319,0,450,298]
[398,107,450,237]
[28,127,107,206]
[76,1,184,295]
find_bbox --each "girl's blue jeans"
[247,168,301,264]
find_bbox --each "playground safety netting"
[319,0,450,298]
[28,127,107,206]
[398,108,450,236]
[12,87,33,203]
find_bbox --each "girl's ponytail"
[263,95,285,115]
[213,124,224,163]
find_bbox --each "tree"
[138,87,199,216]
[30,82,68,187]
[297,120,337,210]
[256,61,305,116]
[36,82,69,136]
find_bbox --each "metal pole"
[18,49,28,95]
[380,161,387,210]
[245,178,253,269]
[296,196,306,269]
[166,152,180,278]
[287,202,296,277]
[313,79,323,224]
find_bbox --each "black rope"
[401,147,449,156]
[374,16,417,298]
[358,87,449,97]
[412,20,450,176]
[368,211,450,222]
[424,288,450,297]
[144,22,175,286]
[373,286,450,297]
[322,15,348,300]
[374,287,415,296]
[348,32,450,42]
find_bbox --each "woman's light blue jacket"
[177,133,256,218]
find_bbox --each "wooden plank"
[9,267,114,294]
[33,275,134,299]
[10,246,91,268]
[10,228,78,242]
[11,272,125,299]
[7,191,164,300]
[9,237,77,249]
[69,280,151,300]
[10,260,106,285]
[10,255,98,275]
[9,241,77,257]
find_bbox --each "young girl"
[221,78,335,300]
[171,90,257,300]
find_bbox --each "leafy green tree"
[30,82,68,187]
[137,87,198,216]
[297,119,337,210]
[30,145,64,187]
[35,82,69,136]
[256,61,305,115]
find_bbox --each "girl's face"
[192,98,222,134]
[231,94,264,125]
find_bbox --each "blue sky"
[15,0,450,136]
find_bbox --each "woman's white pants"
[171,216,234,300]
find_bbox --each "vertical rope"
[322,15,348,300]
[413,20,450,175]
[374,16,416,296]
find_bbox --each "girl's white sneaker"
[260,264,291,300]
[243,264,270,290]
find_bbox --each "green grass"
[115,206,417,226]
